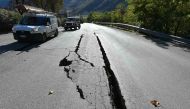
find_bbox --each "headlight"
[12,27,16,32]
[32,27,39,32]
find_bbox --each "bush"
[0,9,21,32]
[87,0,190,37]
[132,0,190,37]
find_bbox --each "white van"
[12,13,58,42]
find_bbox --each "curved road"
[90,23,190,109]
[0,23,190,109]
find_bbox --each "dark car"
[64,17,81,30]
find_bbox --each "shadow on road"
[0,42,40,55]
[111,26,190,52]
[143,35,171,49]
[0,37,56,55]
[142,34,190,52]
[15,42,41,55]
[0,31,10,35]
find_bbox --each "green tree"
[133,0,190,36]
[123,2,138,25]
[111,3,127,22]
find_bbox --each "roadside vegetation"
[87,0,190,37]
[0,0,64,32]
[0,9,21,32]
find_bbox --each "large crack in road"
[60,34,94,67]
[59,33,126,109]
[59,34,95,101]
[95,33,127,109]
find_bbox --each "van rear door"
[46,17,52,37]
[50,17,58,31]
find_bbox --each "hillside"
[0,0,31,9]
[0,0,125,15]
[0,0,10,8]
[64,0,125,15]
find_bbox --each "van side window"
[46,18,51,25]
[50,17,57,24]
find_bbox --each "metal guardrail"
[96,22,190,46]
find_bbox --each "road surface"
[0,23,190,109]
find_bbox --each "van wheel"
[41,34,47,42]
[17,39,25,43]
[54,29,58,37]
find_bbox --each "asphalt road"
[0,23,190,109]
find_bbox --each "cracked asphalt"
[0,23,190,109]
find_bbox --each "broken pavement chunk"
[76,85,85,99]
[48,90,54,95]
[59,58,72,66]
[150,100,161,107]
[64,66,70,73]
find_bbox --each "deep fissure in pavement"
[59,52,72,66]
[59,34,95,101]
[59,34,94,67]
[75,53,95,67]
[75,34,84,53]
[59,35,94,67]
[75,35,95,67]
[96,35,127,109]
[76,85,85,99]
[64,66,72,80]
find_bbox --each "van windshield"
[20,16,49,26]
[66,18,80,22]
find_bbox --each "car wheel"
[65,28,68,31]
[17,39,25,43]
[41,34,47,42]
[54,29,58,37]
